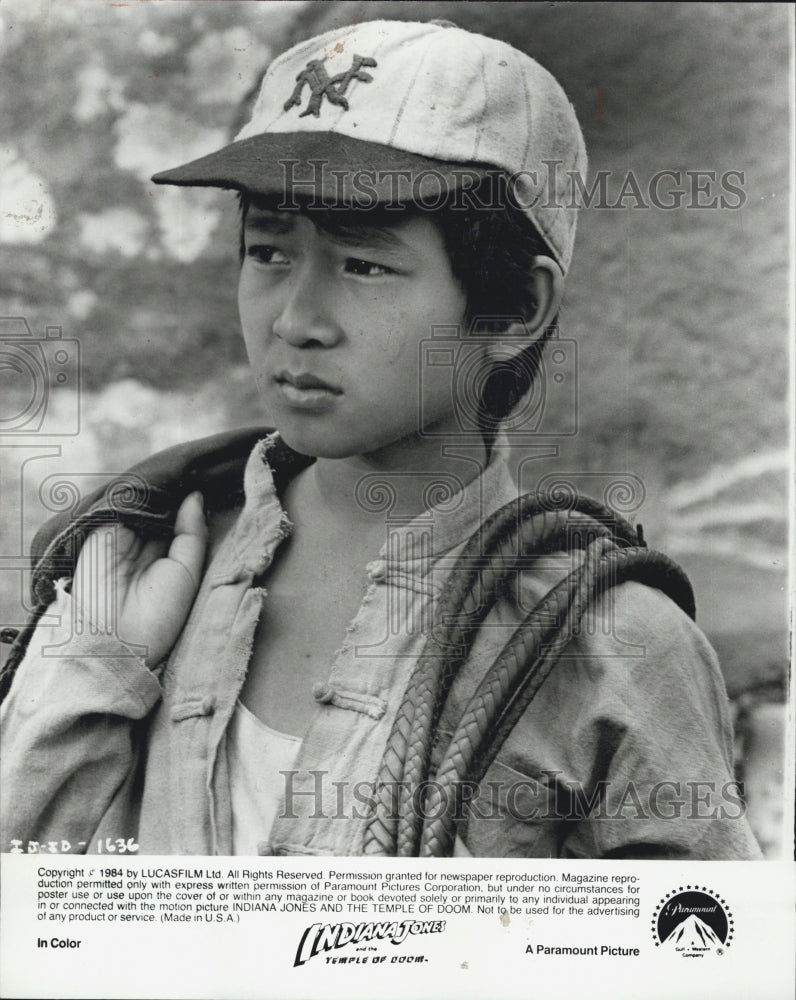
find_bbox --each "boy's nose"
[272,275,342,349]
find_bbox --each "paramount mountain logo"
[294,918,446,967]
[662,914,724,951]
[652,887,733,958]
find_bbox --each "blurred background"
[0,1,791,857]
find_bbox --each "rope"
[420,540,693,857]
[362,492,694,857]
[363,494,628,855]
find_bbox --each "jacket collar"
[215,431,518,582]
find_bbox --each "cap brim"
[152,131,495,205]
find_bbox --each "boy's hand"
[72,491,208,666]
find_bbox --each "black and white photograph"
[0,2,793,998]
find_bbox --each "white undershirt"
[227,701,473,858]
[227,699,302,855]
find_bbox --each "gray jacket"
[0,434,761,859]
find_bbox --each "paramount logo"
[662,914,723,953]
[652,887,733,957]
[294,918,445,966]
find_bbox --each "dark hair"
[433,194,557,449]
[238,186,557,451]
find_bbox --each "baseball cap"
[152,19,587,272]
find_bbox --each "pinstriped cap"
[153,19,587,272]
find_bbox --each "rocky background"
[0,1,790,856]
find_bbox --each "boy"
[0,19,760,858]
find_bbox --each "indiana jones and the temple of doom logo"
[294,918,446,966]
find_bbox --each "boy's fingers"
[77,522,145,579]
[167,492,208,589]
[74,524,150,633]
[173,490,206,536]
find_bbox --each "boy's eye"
[246,244,289,265]
[344,258,394,277]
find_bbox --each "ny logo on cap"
[283,55,378,118]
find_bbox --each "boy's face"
[238,201,477,461]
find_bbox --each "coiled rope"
[362,491,695,857]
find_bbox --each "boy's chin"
[274,422,420,462]
[274,424,370,461]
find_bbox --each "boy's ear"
[484,255,564,362]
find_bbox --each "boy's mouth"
[273,370,343,407]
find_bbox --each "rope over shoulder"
[362,490,695,857]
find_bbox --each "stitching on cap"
[513,46,535,170]
[387,36,429,146]
[471,43,489,162]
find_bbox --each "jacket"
[0,430,762,858]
